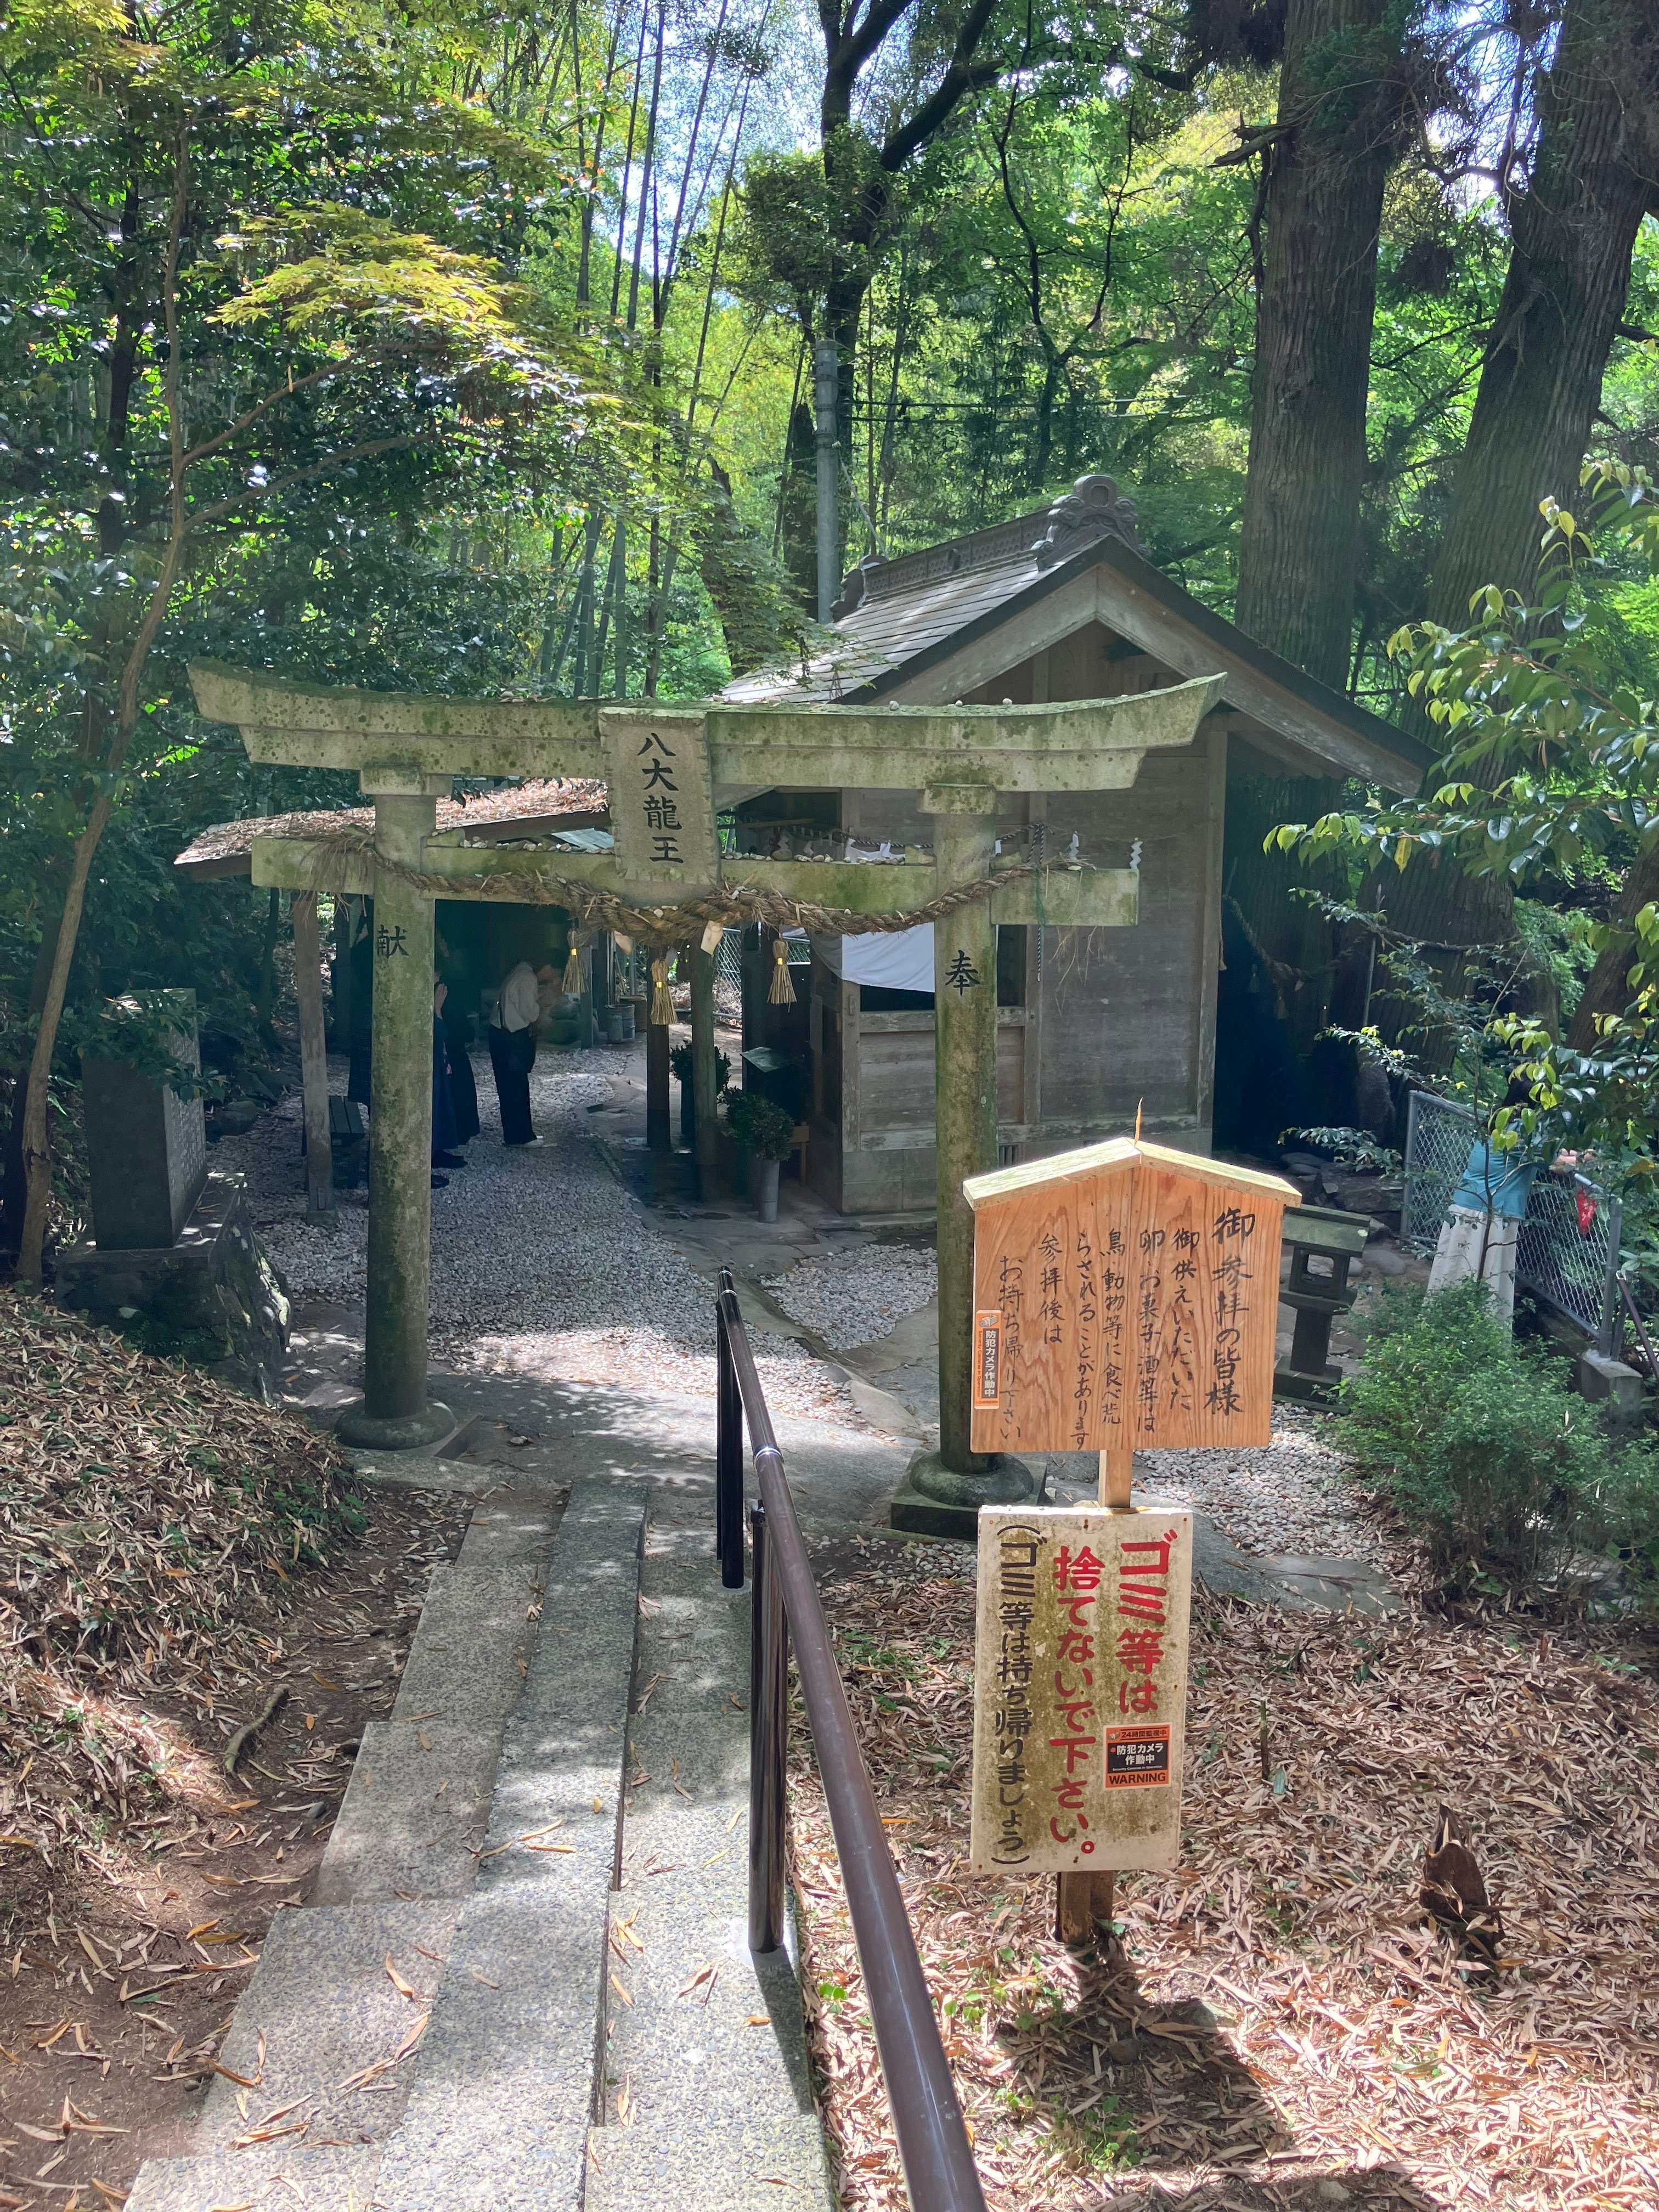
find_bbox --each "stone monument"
[57,992,290,1397]
[81,991,210,1246]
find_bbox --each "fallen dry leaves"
[789,1558,1659,2211]
[0,1289,359,1864]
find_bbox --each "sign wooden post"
[963,1137,1299,1942]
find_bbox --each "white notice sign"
[969,1504,1193,1876]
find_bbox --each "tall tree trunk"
[1374,0,1659,1073]
[1226,0,1417,1095]
[15,134,191,1285]
[1234,0,1411,685]
[1429,0,1659,624]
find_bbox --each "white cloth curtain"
[809,924,935,994]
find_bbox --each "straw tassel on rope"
[650,957,674,1024]
[561,936,582,994]
[769,938,797,1004]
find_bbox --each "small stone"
[1315,2184,1354,2206]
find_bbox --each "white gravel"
[1122,1407,1391,1568]
[218,1052,854,1425]
[763,1244,936,1350]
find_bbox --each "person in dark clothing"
[435,939,480,1145]
[432,981,465,1175]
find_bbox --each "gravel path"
[1101,1409,1391,1569]
[223,1063,1393,1567]
[763,1243,936,1350]
[218,1053,854,1424]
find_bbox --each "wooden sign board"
[969,1504,1193,1875]
[964,1138,1299,1458]
[600,706,721,893]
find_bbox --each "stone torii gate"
[189,661,1222,1510]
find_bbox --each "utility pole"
[814,338,839,623]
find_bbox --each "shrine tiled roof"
[174,777,610,878]
[721,475,1429,792]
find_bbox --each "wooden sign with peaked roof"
[966,1138,1299,1887]
[964,1138,1300,1491]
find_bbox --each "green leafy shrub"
[1336,1281,1659,1598]
[724,1090,797,1161]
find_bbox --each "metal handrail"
[714,1268,988,2212]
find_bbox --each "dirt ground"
[792,1549,1659,2212]
[0,1482,470,2211]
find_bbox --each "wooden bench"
[302,1095,367,1188]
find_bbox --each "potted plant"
[724,1091,797,1221]
[669,1041,730,1147]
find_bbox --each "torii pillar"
[337,772,454,1450]
[924,799,1014,1487]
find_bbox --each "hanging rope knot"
[649,957,674,1025]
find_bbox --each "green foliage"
[0,0,631,1166]
[1282,1125,1401,1174]
[724,1087,795,1160]
[1281,464,1659,888]
[1336,1282,1659,1598]
[1276,464,1659,1191]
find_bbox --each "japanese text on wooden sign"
[969,1505,1193,1875]
[966,1139,1296,1457]
[601,708,721,891]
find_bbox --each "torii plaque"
[188,662,1222,1464]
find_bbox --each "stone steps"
[123,1899,459,2210]
[585,1532,833,2212]
[313,1483,561,1908]
[369,1479,647,2211]
[125,1473,835,2212]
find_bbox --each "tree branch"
[180,358,366,468]
[188,433,439,529]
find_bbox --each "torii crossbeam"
[189,662,1222,1494]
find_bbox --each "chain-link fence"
[1402,1090,1620,1350]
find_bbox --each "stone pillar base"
[335,1400,457,1453]
[888,1447,1035,1541]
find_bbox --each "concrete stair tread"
[317,1485,563,1908]
[123,2142,382,2212]
[371,1480,647,2211]
[582,2114,832,2210]
[313,1718,501,1905]
[195,1899,459,2150]
[611,1707,815,2130]
[388,1561,542,1724]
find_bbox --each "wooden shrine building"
[722,476,1429,1215]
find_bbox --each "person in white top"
[487,959,555,1146]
